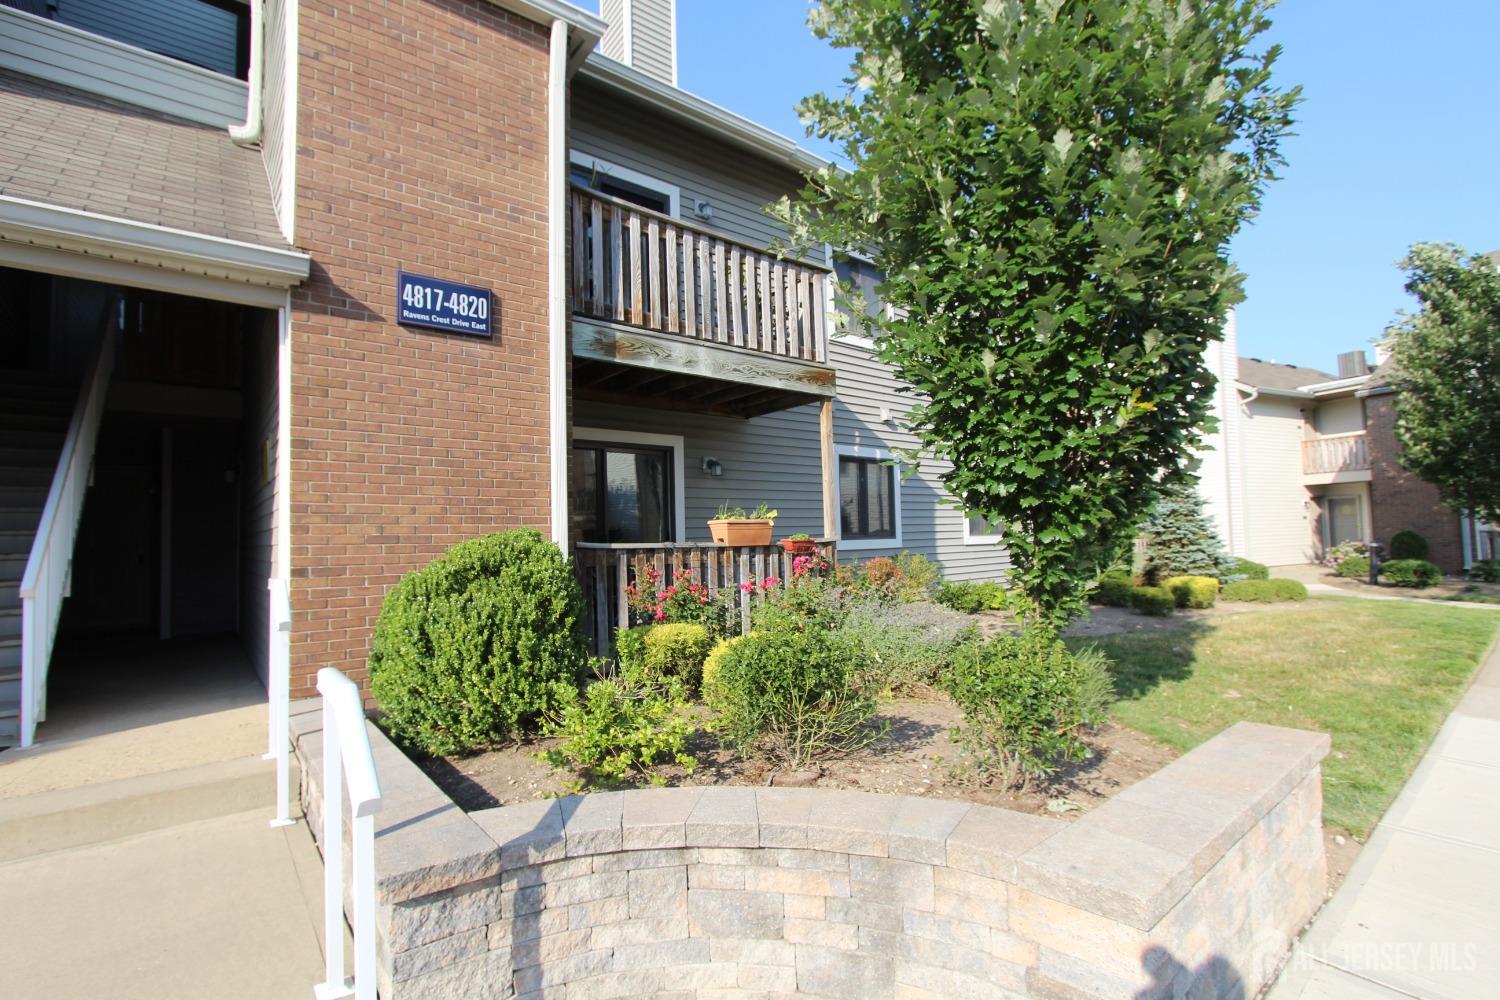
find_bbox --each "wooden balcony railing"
[569,185,830,365]
[1302,431,1370,476]
[573,540,837,656]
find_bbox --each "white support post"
[266,577,294,827]
[315,687,349,1000]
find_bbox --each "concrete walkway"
[1271,639,1500,999]
[0,806,333,999]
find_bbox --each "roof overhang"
[1298,374,1369,397]
[487,0,606,74]
[0,195,311,289]
[579,54,830,174]
[1235,382,1311,400]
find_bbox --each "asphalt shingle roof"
[1236,357,1335,391]
[0,68,285,247]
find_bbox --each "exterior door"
[1326,496,1362,547]
[570,441,674,543]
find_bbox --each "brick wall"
[289,0,554,696]
[1365,394,1464,572]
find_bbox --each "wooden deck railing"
[573,540,837,655]
[1302,432,1370,475]
[569,185,830,364]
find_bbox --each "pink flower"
[762,576,779,589]
[653,609,667,622]
[739,582,753,593]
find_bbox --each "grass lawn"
[1079,597,1500,839]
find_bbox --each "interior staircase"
[0,374,76,746]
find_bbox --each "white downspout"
[229,0,264,145]
[548,19,570,549]
[1461,510,1474,570]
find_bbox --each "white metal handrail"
[314,667,382,1000]
[266,577,294,827]
[17,296,121,748]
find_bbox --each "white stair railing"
[17,296,122,748]
[266,577,294,827]
[314,667,382,1000]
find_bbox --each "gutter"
[547,20,570,548]
[229,0,264,145]
[1236,382,1310,401]
[488,0,604,73]
[0,195,310,287]
[579,54,830,173]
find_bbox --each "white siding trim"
[574,426,687,543]
[569,150,681,218]
[549,20,571,548]
[835,444,902,551]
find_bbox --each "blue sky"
[603,2,1498,372]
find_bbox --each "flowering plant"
[624,566,740,637]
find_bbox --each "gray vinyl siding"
[628,0,674,84]
[239,310,277,686]
[598,0,675,85]
[261,0,290,236]
[0,4,246,127]
[573,339,1010,583]
[53,0,242,78]
[570,80,826,266]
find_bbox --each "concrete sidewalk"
[1271,640,1500,999]
[0,807,333,999]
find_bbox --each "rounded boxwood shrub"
[1388,530,1429,561]
[1336,556,1371,579]
[640,623,712,692]
[1382,558,1442,588]
[1227,557,1269,581]
[1129,586,1176,616]
[700,637,743,714]
[369,529,588,755]
[1093,572,1135,608]
[1220,578,1308,602]
[711,624,880,768]
[1162,575,1219,609]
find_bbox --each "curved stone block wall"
[292,710,1329,1000]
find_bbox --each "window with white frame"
[570,427,685,544]
[568,152,680,217]
[837,447,900,549]
[963,512,1003,545]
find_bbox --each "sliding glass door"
[570,441,674,543]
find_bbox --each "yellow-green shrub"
[640,623,712,692]
[701,636,744,714]
[1163,575,1219,609]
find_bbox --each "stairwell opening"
[1,266,280,747]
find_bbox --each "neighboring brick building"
[1363,392,1469,572]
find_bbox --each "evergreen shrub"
[1336,556,1370,579]
[1129,586,1176,616]
[1220,579,1308,602]
[1163,575,1219,609]
[1382,559,1442,588]
[1388,530,1429,561]
[1093,572,1135,607]
[1228,557,1269,581]
[1141,481,1232,583]
[369,529,587,755]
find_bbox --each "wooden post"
[820,398,838,540]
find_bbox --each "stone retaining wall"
[292,706,1328,999]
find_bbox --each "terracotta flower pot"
[779,538,819,556]
[707,519,774,546]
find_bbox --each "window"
[23,0,252,79]
[832,253,885,321]
[964,512,1003,546]
[571,443,673,543]
[568,153,679,216]
[837,448,900,549]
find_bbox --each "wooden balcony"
[568,185,835,418]
[573,539,837,655]
[1302,431,1371,482]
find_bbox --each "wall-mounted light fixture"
[693,199,715,221]
[701,456,724,477]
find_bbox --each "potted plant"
[779,532,819,556]
[707,502,778,546]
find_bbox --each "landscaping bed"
[417,696,1177,821]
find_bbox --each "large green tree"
[1386,244,1500,523]
[778,0,1298,623]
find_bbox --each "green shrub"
[1323,540,1369,569]
[1469,558,1500,583]
[701,637,743,714]
[369,529,587,755]
[1336,556,1370,579]
[942,628,1111,788]
[1140,480,1232,583]
[1129,586,1176,616]
[1382,559,1443,588]
[1092,572,1135,608]
[1162,575,1219,609]
[1388,530,1429,561]
[540,675,697,788]
[637,623,712,693]
[1220,578,1308,602]
[750,577,847,633]
[936,579,1010,614]
[1227,557,1269,581]
[711,623,882,768]
[847,552,942,602]
[838,598,977,692]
